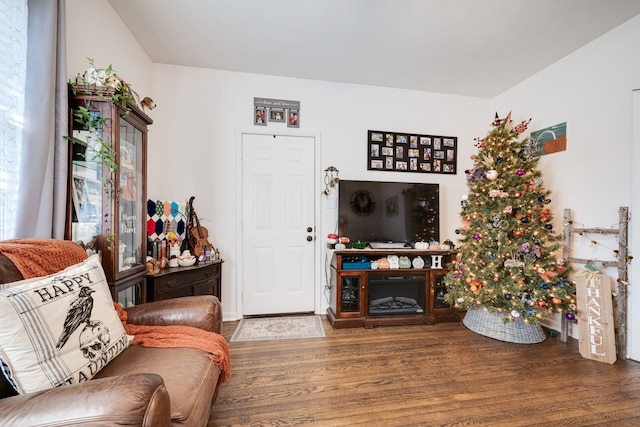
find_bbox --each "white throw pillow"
[0,254,131,394]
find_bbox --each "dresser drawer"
[147,261,223,302]
[155,268,214,295]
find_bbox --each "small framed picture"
[385,157,393,169]
[254,107,266,126]
[287,109,300,128]
[269,108,285,123]
[385,134,394,146]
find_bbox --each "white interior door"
[242,133,316,316]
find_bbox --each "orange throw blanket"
[115,303,231,385]
[0,238,88,279]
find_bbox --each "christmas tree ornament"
[504,293,512,300]
[486,169,499,180]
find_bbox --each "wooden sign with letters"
[575,270,616,364]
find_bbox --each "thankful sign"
[575,270,616,364]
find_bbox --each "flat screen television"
[338,180,439,248]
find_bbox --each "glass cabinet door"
[339,273,363,314]
[432,272,452,310]
[70,112,104,249]
[117,117,144,275]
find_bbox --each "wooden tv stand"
[327,249,462,329]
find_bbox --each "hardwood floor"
[208,317,640,427]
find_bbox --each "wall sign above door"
[254,97,300,128]
[367,130,457,174]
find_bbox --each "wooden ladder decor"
[562,207,630,359]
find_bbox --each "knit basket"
[462,304,546,344]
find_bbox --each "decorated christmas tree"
[444,113,576,326]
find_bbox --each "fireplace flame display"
[369,296,424,315]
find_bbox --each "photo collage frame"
[367,130,457,174]
[254,97,300,128]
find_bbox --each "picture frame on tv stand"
[367,130,457,174]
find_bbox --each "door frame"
[235,128,322,320]
[629,89,640,361]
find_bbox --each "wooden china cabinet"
[65,85,153,307]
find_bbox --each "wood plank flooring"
[208,317,640,427]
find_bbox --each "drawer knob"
[167,279,179,288]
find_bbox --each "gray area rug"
[230,315,326,342]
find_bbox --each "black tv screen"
[338,180,439,246]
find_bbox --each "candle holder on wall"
[322,166,339,196]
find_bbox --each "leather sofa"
[0,249,227,427]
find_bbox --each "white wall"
[493,14,640,357]
[148,64,489,319]
[65,0,153,97]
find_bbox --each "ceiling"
[108,0,640,98]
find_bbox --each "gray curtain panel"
[16,0,67,238]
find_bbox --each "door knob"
[306,236,313,241]
[307,226,313,232]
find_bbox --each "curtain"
[14,0,67,239]
[0,0,27,241]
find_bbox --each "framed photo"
[254,107,266,126]
[368,130,457,175]
[287,109,300,128]
[269,108,285,123]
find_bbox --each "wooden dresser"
[146,260,223,302]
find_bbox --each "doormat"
[230,315,325,342]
